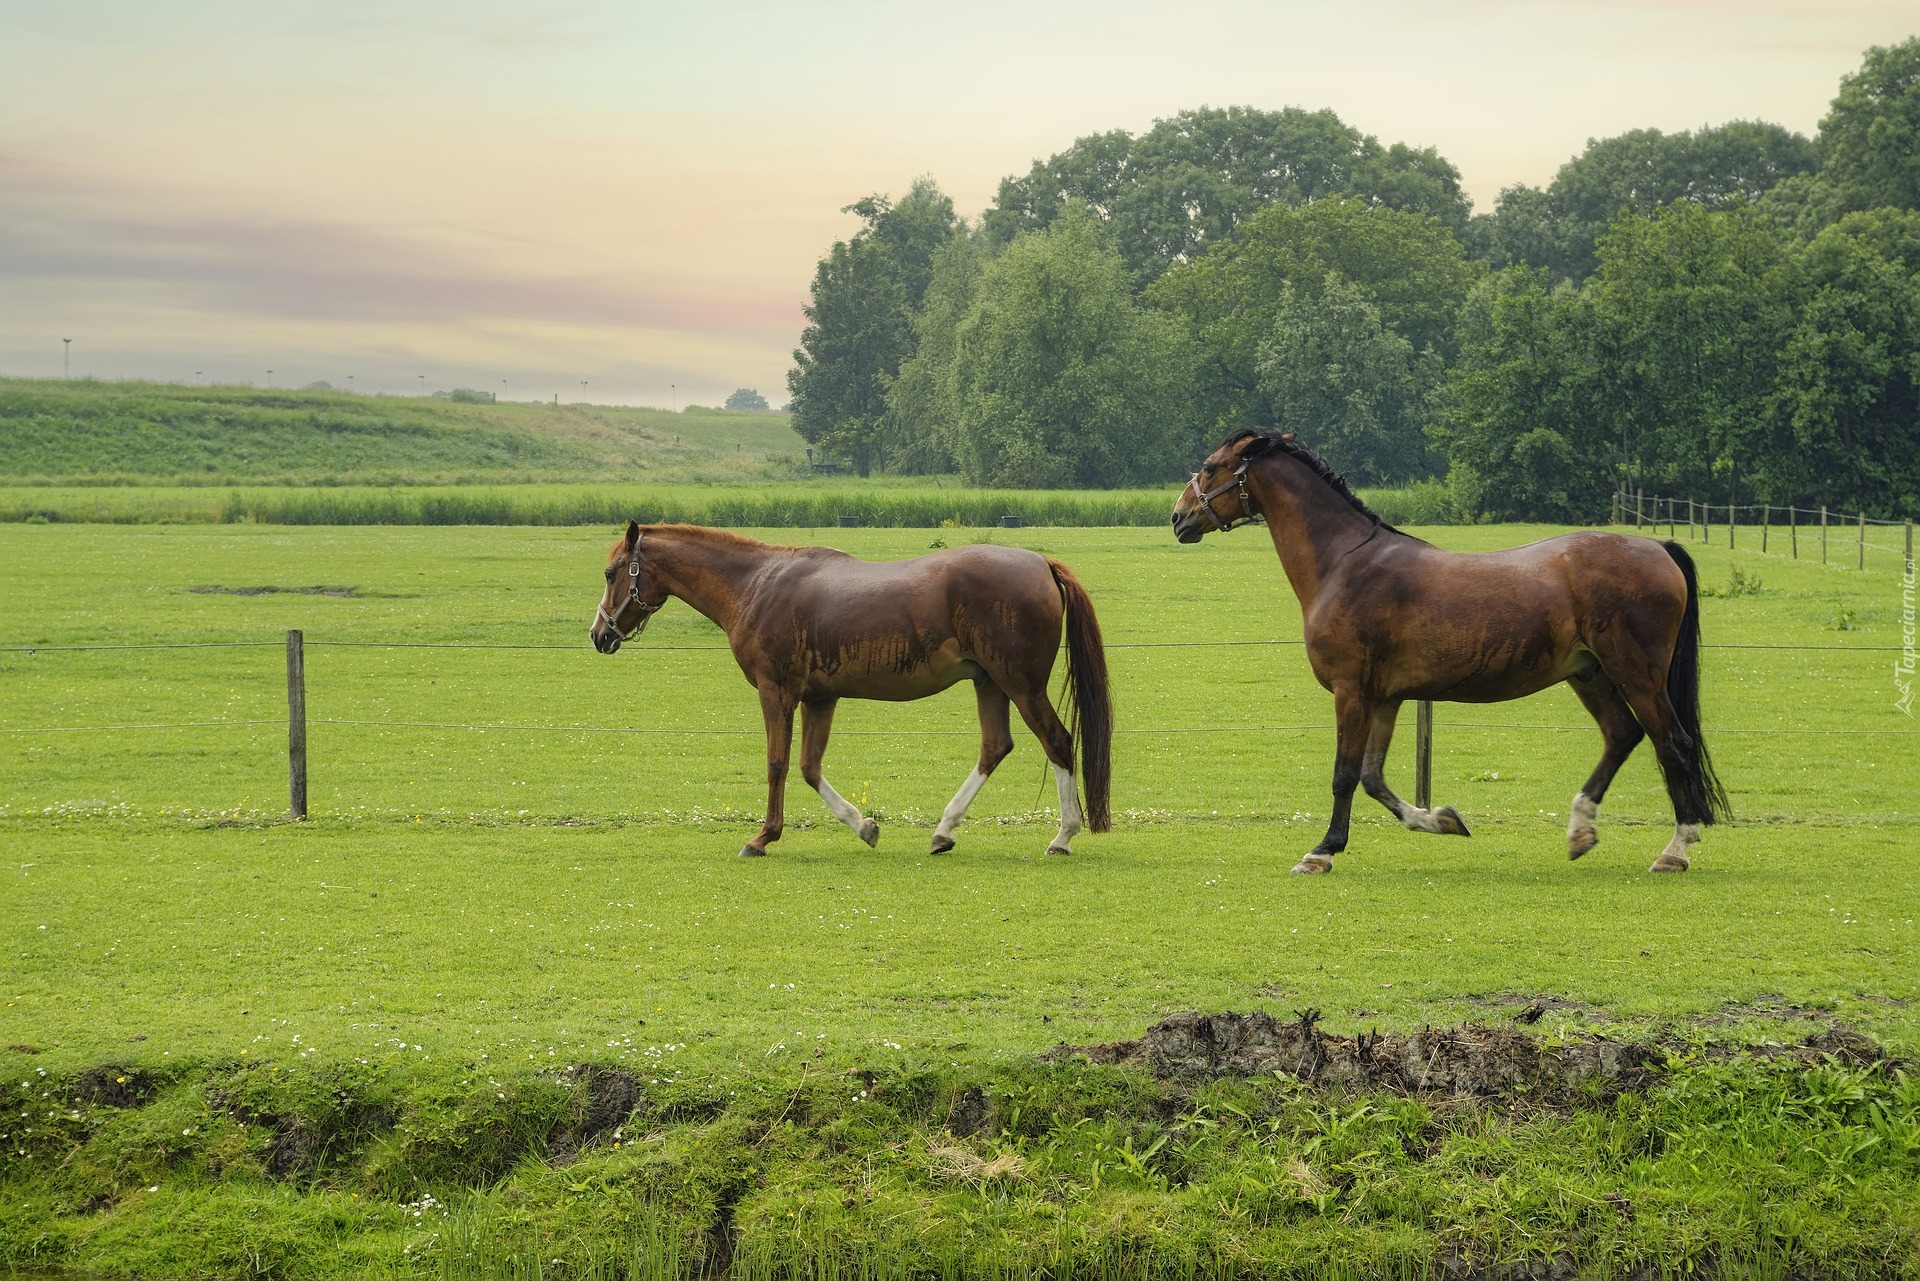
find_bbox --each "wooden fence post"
[1688,499,1696,540]
[287,629,307,821]
[1907,519,1913,570]
[1729,502,1735,549]
[1858,511,1866,570]
[1821,505,1828,565]
[1790,505,1797,559]
[1415,700,1433,812]
[1705,502,1712,544]
[1761,504,1769,554]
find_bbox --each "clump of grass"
[1702,565,1766,598]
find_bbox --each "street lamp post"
[267,369,274,388]
[418,374,426,396]
[62,338,71,380]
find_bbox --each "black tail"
[1662,542,1729,825]
[1047,559,1112,832]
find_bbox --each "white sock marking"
[1400,805,1448,833]
[1050,764,1084,852]
[812,777,867,836]
[1568,792,1598,843]
[933,767,989,841]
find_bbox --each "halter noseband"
[596,532,662,641]
[1185,459,1262,532]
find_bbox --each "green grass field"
[3,521,1917,1278]
[0,378,805,487]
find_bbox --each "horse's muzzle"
[591,628,622,655]
[1170,510,1204,544]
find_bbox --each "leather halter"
[596,532,662,640]
[1186,459,1262,532]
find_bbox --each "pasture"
[3,520,1918,1278]
[0,378,806,487]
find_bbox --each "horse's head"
[1171,431,1277,543]
[590,521,667,654]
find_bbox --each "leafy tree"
[787,179,958,475]
[883,231,985,474]
[1476,121,1817,280]
[1149,197,1479,434]
[846,177,959,309]
[1588,201,1797,496]
[1759,209,1920,515]
[983,106,1470,287]
[1816,37,1920,215]
[787,235,909,476]
[1435,269,1614,523]
[946,207,1196,487]
[1256,274,1431,485]
[724,388,769,411]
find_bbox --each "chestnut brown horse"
[589,522,1112,858]
[1171,429,1727,875]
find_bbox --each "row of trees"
[788,40,1920,517]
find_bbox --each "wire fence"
[4,632,1914,824]
[1612,491,1915,569]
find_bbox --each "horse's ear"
[624,521,640,550]
[1280,433,1295,441]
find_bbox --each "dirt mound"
[1045,1011,1900,1101]
[71,1066,159,1109]
[547,1065,646,1164]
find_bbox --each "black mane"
[1224,428,1382,524]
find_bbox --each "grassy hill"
[0,377,807,486]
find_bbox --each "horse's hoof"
[1568,830,1598,860]
[858,819,880,848]
[1435,806,1470,837]
[1649,852,1690,873]
[1291,856,1334,875]
[929,834,955,855]
[1045,844,1071,856]
[738,845,766,859]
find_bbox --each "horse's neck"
[649,532,776,634]
[1251,456,1379,607]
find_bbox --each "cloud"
[0,156,800,339]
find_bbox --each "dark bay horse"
[1171,429,1726,875]
[589,523,1112,858]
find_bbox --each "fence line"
[8,624,1913,819]
[3,638,1906,654]
[5,717,1915,738]
[1613,491,1914,568]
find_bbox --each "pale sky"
[1,1,1914,407]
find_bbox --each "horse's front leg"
[799,697,879,848]
[741,684,796,858]
[1359,702,1470,837]
[1297,687,1372,874]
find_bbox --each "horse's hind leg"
[930,681,1015,855]
[1603,663,1701,873]
[1565,667,1645,860]
[1007,688,1082,856]
[798,697,879,848]
[1359,701,1470,838]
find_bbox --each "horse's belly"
[800,637,979,702]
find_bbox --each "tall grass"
[216,486,1181,528]
[0,482,1186,527]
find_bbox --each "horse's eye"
[604,568,614,582]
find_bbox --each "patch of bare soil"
[1043,1011,1897,1101]
[1467,993,1603,1025]
[191,585,358,596]
[546,1064,646,1165]
[1695,993,1833,1028]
